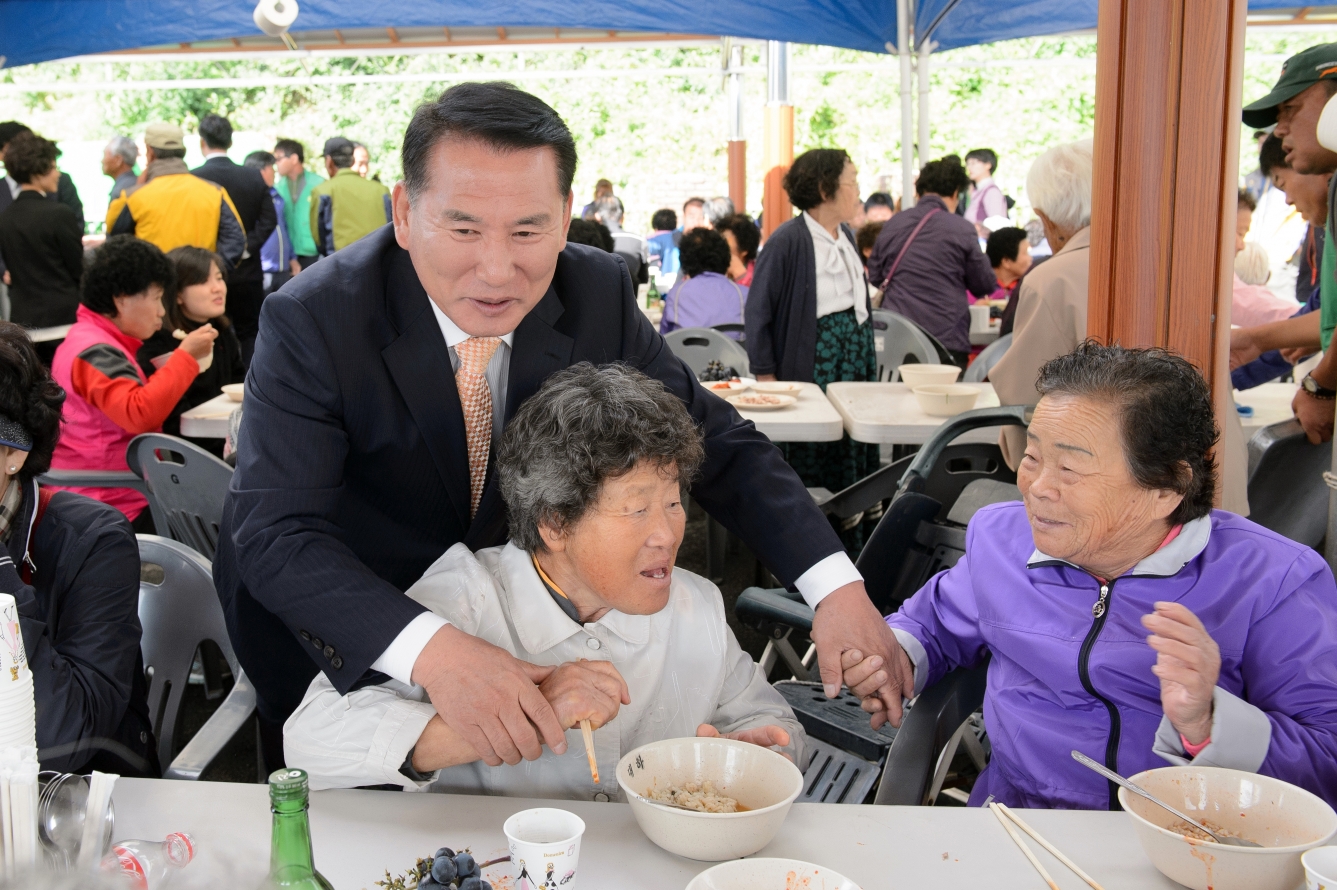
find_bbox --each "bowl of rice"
[616,737,803,861]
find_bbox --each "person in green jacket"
[273,139,322,269]
[309,137,392,255]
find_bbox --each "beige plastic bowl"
[897,363,961,386]
[686,858,862,890]
[912,384,979,417]
[1121,766,1337,890]
[616,737,803,861]
[221,383,245,402]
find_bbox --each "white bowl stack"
[0,594,35,751]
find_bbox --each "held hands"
[1142,602,1219,746]
[840,644,915,730]
[696,724,793,761]
[178,324,218,361]
[812,582,911,729]
[540,659,631,731]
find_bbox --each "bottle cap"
[268,767,310,802]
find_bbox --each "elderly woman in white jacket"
[284,363,805,800]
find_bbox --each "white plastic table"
[1234,382,1299,437]
[827,381,1003,445]
[179,393,239,439]
[110,778,1180,890]
[728,382,845,443]
[970,317,1002,347]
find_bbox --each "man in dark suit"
[192,113,277,361]
[216,83,905,771]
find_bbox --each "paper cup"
[0,595,28,682]
[504,808,585,890]
[1305,846,1337,889]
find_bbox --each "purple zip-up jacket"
[887,501,1337,809]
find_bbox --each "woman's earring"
[6,467,15,473]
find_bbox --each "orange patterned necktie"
[455,336,502,518]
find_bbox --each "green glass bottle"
[646,276,660,309]
[262,768,334,890]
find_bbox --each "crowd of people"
[0,47,1332,816]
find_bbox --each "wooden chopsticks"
[990,802,1105,890]
[579,719,599,784]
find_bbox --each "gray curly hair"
[498,363,705,553]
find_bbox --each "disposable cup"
[503,808,585,890]
[0,594,29,682]
[1305,846,1337,889]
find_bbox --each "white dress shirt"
[286,542,806,800]
[803,212,868,325]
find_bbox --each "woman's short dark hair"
[917,155,970,198]
[566,218,614,252]
[402,82,577,201]
[651,208,677,231]
[498,363,705,553]
[986,227,1029,268]
[1035,341,1218,525]
[965,148,998,173]
[0,322,64,481]
[163,246,228,332]
[783,149,850,211]
[857,221,884,256]
[2,132,59,185]
[82,236,175,318]
[1237,189,1257,212]
[678,228,731,278]
[718,214,760,265]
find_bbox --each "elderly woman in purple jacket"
[844,342,1337,809]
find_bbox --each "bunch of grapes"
[418,848,491,890]
[698,360,740,382]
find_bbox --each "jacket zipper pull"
[1092,583,1109,618]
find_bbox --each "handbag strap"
[880,208,941,291]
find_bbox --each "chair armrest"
[163,670,256,781]
[734,587,814,634]
[873,664,988,805]
[38,470,148,494]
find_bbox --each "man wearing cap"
[1234,43,1337,443]
[106,122,245,269]
[309,136,391,255]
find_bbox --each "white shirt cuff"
[370,612,450,685]
[793,552,864,609]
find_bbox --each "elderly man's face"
[392,138,572,337]
[866,204,894,223]
[1275,82,1337,176]
[540,462,686,621]
[682,203,707,232]
[352,146,371,178]
[1272,167,1332,226]
[1017,394,1184,578]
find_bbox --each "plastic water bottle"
[103,832,196,889]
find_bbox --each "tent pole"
[896,0,915,209]
[763,40,794,239]
[917,38,931,166]
[726,40,746,215]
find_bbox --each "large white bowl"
[616,737,803,861]
[686,858,862,890]
[912,383,980,417]
[1121,766,1337,890]
[897,363,961,386]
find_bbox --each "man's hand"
[811,581,912,727]
[1142,602,1219,746]
[539,659,630,730]
[289,257,303,277]
[1292,387,1336,444]
[841,645,915,730]
[1280,346,1311,365]
[1229,327,1263,370]
[411,625,567,767]
[696,724,793,760]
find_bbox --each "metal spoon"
[38,773,115,867]
[1071,750,1262,847]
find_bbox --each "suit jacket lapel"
[380,249,471,529]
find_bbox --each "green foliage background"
[1,30,1333,232]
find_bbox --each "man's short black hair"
[783,148,850,211]
[244,150,276,172]
[718,213,760,265]
[917,155,970,198]
[81,236,175,317]
[683,197,705,212]
[402,82,577,200]
[566,218,614,252]
[198,113,233,150]
[864,192,894,211]
[1259,133,1289,177]
[274,138,305,163]
[965,148,998,174]
[2,133,59,185]
[986,227,1029,268]
[652,208,677,231]
[0,121,31,150]
[678,228,731,278]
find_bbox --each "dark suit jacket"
[192,157,276,284]
[215,227,846,721]
[0,173,83,279]
[0,191,84,327]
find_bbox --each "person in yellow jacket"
[310,137,391,255]
[106,122,245,269]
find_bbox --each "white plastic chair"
[872,309,940,381]
[665,327,751,377]
[963,332,1013,382]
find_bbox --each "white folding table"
[826,381,1003,445]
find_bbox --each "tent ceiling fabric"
[0,0,1325,69]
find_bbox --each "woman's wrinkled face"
[542,461,687,619]
[112,285,167,340]
[178,262,227,323]
[1016,393,1183,576]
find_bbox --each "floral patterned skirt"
[781,308,881,553]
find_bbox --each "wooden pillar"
[725,41,746,214]
[763,41,794,240]
[728,140,747,212]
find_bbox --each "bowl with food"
[752,381,805,395]
[685,858,861,890]
[726,393,797,412]
[704,377,756,394]
[616,737,803,861]
[1121,766,1337,890]
[221,383,245,402]
[912,384,979,417]
[897,363,961,387]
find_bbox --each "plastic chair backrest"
[664,327,751,377]
[873,663,989,805]
[963,332,1013,383]
[1246,419,1332,547]
[127,434,233,560]
[871,309,937,381]
[137,534,240,772]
